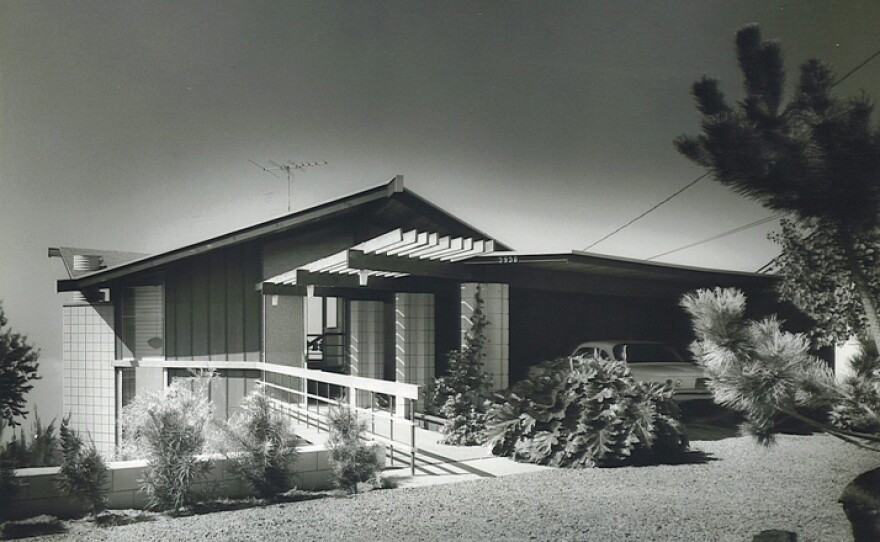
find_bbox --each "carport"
[461,251,787,383]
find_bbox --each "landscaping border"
[6,443,384,521]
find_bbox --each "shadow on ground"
[678,400,820,442]
[1,516,67,540]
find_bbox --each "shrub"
[326,406,382,494]
[432,284,494,445]
[682,287,880,450]
[221,391,299,499]
[120,378,213,511]
[1,422,20,515]
[25,409,59,467]
[57,416,108,517]
[484,356,688,467]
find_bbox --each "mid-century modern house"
[51,176,786,457]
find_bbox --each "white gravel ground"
[26,434,880,542]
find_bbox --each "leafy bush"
[432,284,494,445]
[326,406,382,494]
[484,356,688,467]
[221,391,299,499]
[57,416,108,517]
[120,378,213,511]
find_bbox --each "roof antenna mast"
[249,159,328,212]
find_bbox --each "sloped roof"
[56,176,509,292]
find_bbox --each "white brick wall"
[349,300,385,407]
[63,303,116,457]
[394,293,435,404]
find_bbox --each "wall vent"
[73,254,103,272]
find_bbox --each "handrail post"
[389,400,395,466]
[410,399,417,476]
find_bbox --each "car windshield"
[614,343,684,363]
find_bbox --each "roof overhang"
[463,250,777,285]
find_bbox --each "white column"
[394,293,435,404]
[834,336,862,382]
[348,300,385,407]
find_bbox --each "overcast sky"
[2,1,879,430]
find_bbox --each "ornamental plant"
[432,285,494,445]
[57,416,108,518]
[681,287,880,451]
[120,377,213,511]
[221,391,299,499]
[675,24,880,353]
[326,405,382,494]
[0,301,40,426]
[484,356,688,467]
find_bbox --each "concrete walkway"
[293,422,549,489]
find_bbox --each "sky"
[2,1,879,432]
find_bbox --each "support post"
[410,399,417,476]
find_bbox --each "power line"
[583,173,708,251]
[831,47,880,87]
[582,45,880,253]
[646,213,785,262]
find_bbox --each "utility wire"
[583,173,708,251]
[751,47,880,272]
[582,45,880,253]
[831,47,880,87]
[646,213,785,261]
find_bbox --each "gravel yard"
[22,434,880,542]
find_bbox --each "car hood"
[628,362,705,379]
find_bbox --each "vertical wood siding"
[165,243,262,361]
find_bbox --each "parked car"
[570,340,712,401]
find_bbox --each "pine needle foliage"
[0,301,40,426]
[682,287,880,451]
[120,378,213,511]
[57,416,108,517]
[221,391,299,499]
[326,406,382,494]
[484,356,688,467]
[433,285,494,445]
[675,24,880,353]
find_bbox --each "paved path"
[292,421,548,488]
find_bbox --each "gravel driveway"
[29,434,880,542]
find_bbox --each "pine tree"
[434,285,494,445]
[675,24,880,353]
[681,287,879,452]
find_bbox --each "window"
[306,295,346,368]
[119,277,164,359]
[120,368,136,408]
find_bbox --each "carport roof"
[464,250,777,285]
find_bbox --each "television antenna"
[249,159,328,212]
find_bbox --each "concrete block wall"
[7,443,383,521]
[63,303,116,458]
[349,300,385,407]
[460,283,509,390]
[394,293,435,404]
